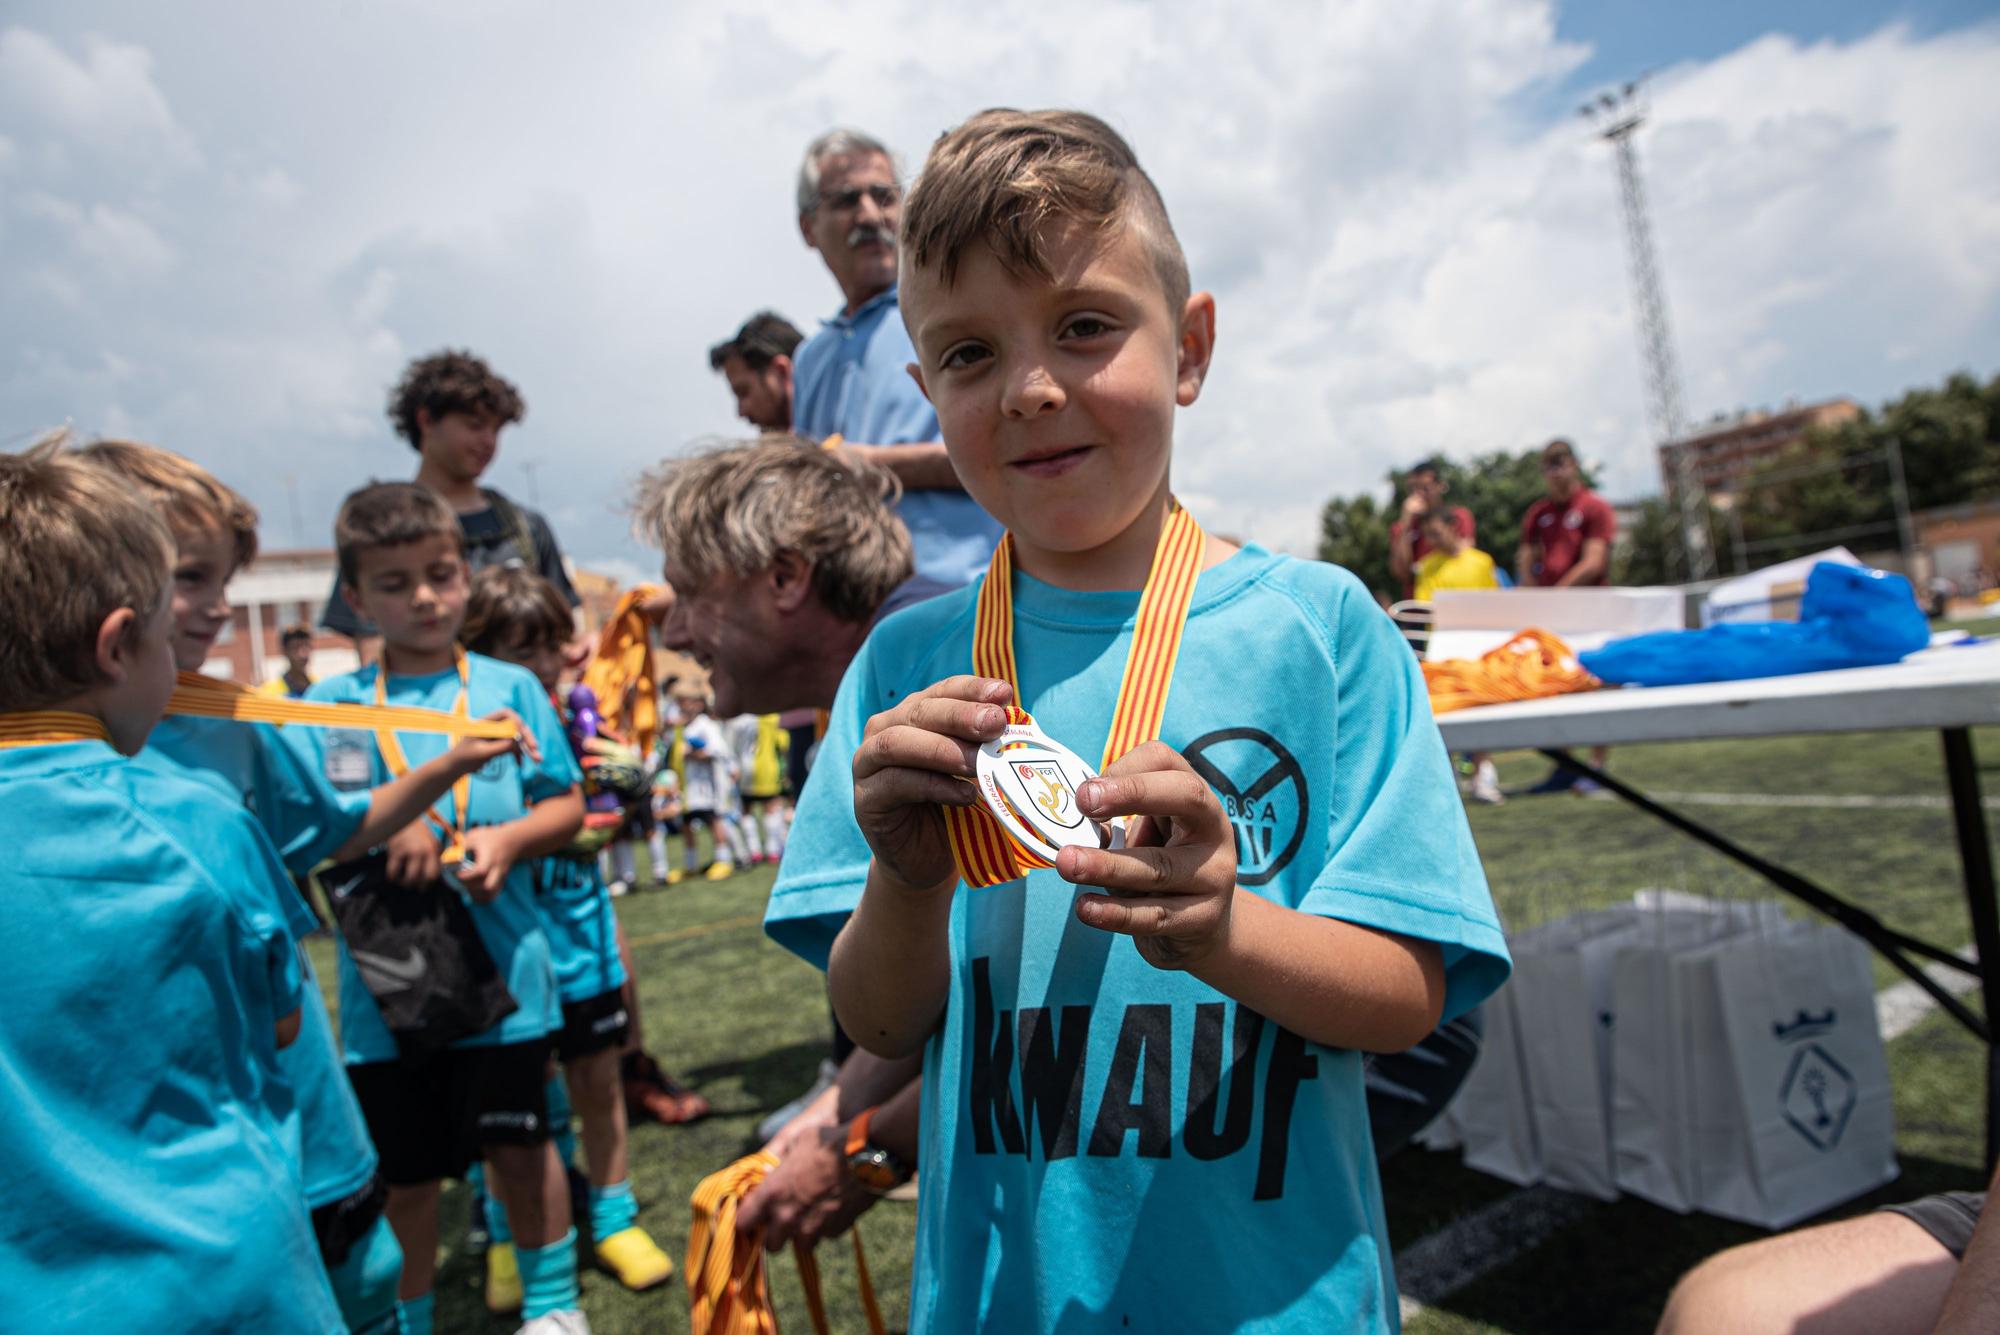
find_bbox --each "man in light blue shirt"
[791,128,1001,604]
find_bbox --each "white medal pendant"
[974,720,1120,864]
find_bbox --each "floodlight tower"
[1582,82,1716,583]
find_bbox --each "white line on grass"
[1395,950,1982,1325]
[1605,790,2000,812]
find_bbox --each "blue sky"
[1,1,1995,576]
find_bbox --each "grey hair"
[796,128,895,215]
[633,437,912,624]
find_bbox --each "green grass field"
[311,722,2000,1334]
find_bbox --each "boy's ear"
[905,360,932,404]
[93,606,140,684]
[767,549,814,614]
[1175,292,1217,408]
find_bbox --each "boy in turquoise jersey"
[78,439,532,1333]
[772,111,1510,1332]
[301,481,589,1335]
[461,566,676,1305]
[0,443,342,1332]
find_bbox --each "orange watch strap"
[845,1106,876,1159]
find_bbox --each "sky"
[2,1,1996,584]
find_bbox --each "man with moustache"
[790,128,1000,609]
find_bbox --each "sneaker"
[1572,777,1605,796]
[485,1241,524,1314]
[755,1057,840,1143]
[607,879,630,898]
[1524,767,1580,795]
[516,1311,590,1335]
[595,1226,675,1291]
[705,861,735,881]
[665,867,684,885]
[622,1051,712,1125]
[1470,762,1504,806]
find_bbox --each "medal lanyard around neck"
[0,711,113,749]
[944,500,1206,888]
[375,648,473,863]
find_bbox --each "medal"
[946,500,1205,888]
[974,718,1124,864]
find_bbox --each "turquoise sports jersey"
[140,717,381,1208]
[0,741,341,1333]
[537,852,627,1003]
[300,653,582,1062]
[770,546,1510,1333]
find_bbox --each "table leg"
[1940,728,2000,1171]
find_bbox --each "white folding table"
[1435,642,2000,1165]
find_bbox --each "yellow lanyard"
[943,501,1206,888]
[0,711,112,749]
[374,649,473,862]
[686,1151,882,1335]
[168,671,513,739]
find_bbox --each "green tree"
[1317,491,1393,598]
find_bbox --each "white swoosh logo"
[350,947,426,992]
[329,873,367,902]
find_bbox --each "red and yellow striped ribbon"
[943,501,1206,889]
[687,1151,883,1335]
[372,648,473,863]
[0,711,113,749]
[167,671,515,739]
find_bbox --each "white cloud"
[0,3,1995,578]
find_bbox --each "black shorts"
[347,1037,554,1185]
[557,987,631,1061]
[1883,1190,1985,1260]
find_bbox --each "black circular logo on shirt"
[1183,728,1307,887]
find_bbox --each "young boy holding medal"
[0,443,343,1331]
[300,482,590,1335]
[769,110,1510,1332]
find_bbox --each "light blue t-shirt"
[538,851,627,1004]
[301,653,582,1062]
[770,546,1510,1334]
[140,717,382,1209]
[792,285,1002,592]
[0,741,342,1333]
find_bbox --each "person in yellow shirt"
[1414,511,1500,601]
[256,624,316,698]
[1414,512,1505,804]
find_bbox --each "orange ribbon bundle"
[580,585,662,758]
[1421,628,1599,715]
[687,1152,883,1335]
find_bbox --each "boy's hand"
[1057,741,1239,972]
[852,675,1012,894]
[455,825,520,903]
[446,708,538,772]
[385,821,443,886]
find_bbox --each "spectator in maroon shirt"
[1388,456,1475,598]
[1519,437,1617,792]
[1518,438,1615,588]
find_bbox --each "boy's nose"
[1002,363,1065,418]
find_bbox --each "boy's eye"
[938,342,990,371]
[1062,316,1112,340]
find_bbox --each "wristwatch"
[844,1107,912,1195]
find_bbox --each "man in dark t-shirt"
[321,350,578,652]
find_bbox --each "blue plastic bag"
[1578,563,1931,688]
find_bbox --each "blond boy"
[769,111,1509,1331]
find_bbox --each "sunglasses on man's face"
[819,184,900,213]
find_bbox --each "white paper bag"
[1453,977,1541,1186]
[1687,921,1899,1228]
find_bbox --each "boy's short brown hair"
[73,438,260,568]
[900,108,1190,315]
[333,482,464,585]
[0,437,175,711]
[388,349,525,448]
[461,565,573,658]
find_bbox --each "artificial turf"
[310,722,2000,1333]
